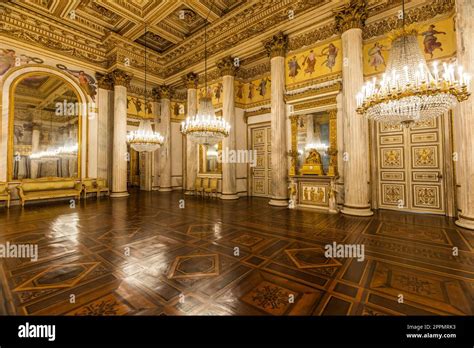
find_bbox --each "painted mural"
[171,101,186,120]
[285,39,342,88]
[0,48,44,76]
[127,96,154,119]
[363,15,456,76]
[57,64,97,101]
[198,81,223,107]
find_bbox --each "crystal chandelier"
[127,24,164,152]
[180,4,230,145]
[356,0,470,127]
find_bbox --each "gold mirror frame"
[199,142,223,174]
[8,71,84,181]
[289,109,338,177]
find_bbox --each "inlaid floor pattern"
[0,191,473,316]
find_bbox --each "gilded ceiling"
[0,0,455,86]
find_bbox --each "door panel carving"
[377,117,446,214]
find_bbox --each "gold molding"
[293,97,337,112]
[285,81,342,102]
[7,71,84,181]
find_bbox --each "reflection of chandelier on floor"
[180,4,230,146]
[127,23,164,152]
[356,0,470,127]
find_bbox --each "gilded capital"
[96,72,114,90]
[217,56,239,77]
[158,85,172,100]
[111,69,132,88]
[183,72,199,89]
[334,0,368,33]
[264,32,288,58]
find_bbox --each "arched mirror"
[10,73,82,180]
[199,142,222,174]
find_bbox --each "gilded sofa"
[82,178,109,198]
[17,178,82,207]
[0,182,11,208]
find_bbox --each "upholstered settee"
[82,178,110,198]
[0,182,11,208]
[17,179,82,207]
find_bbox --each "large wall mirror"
[10,73,81,180]
[295,110,337,176]
[199,142,222,174]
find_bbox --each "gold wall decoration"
[293,97,337,112]
[289,115,299,177]
[362,0,455,40]
[363,15,457,76]
[285,39,342,88]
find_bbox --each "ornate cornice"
[244,107,271,118]
[264,32,288,58]
[183,72,199,89]
[0,3,107,67]
[293,96,337,111]
[217,56,239,77]
[285,81,342,102]
[96,73,114,90]
[288,22,339,52]
[237,61,271,80]
[111,69,132,88]
[334,0,368,33]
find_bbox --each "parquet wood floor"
[0,190,473,315]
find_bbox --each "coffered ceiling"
[11,0,247,53]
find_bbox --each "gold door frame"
[7,71,85,181]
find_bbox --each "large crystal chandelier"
[180,4,230,145]
[356,0,470,127]
[127,24,164,152]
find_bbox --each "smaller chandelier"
[181,97,230,145]
[127,119,164,152]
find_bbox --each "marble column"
[217,56,239,200]
[265,32,289,207]
[184,72,199,195]
[158,85,172,192]
[454,0,474,230]
[336,2,373,216]
[96,73,114,183]
[151,90,161,190]
[110,70,132,198]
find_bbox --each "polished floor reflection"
[0,191,473,315]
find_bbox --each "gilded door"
[377,118,446,214]
[251,125,272,197]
